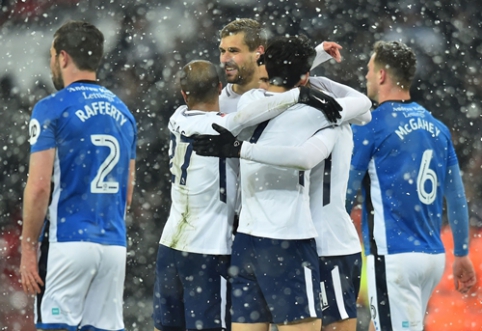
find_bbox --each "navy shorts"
[152,244,231,330]
[230,233,322,325]
[318,253,362,325]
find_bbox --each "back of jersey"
[160,106,236,255]
[351,101,457,255]
[29,82,137,246]
[310,124,361,256]
[237,90,328,240]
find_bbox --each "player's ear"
[255,45,264,58]
[379,68,387,85]
[181,90,188,104]
[296,72,310,87]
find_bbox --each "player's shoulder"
[238,88,266,109]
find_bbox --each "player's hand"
[192,123,242,158]
[452,255,476,294]
[298,86,343,123]
[323,41,342,62]
[20,245,44,295]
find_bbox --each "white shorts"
[35,242,126,331]
[367,253,445,331]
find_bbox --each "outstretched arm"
[240,128,337,170]
[445,163,476,293]
[224,87,342,136]
[309,76,372,125]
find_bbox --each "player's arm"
[240,128,337,170]
[127,159,136,210]
[20,148,54,294]
[345,168,366,214]
[224,87,341,136]
[309,76,372,125]
[444,163,476,294]
[310,42,343,70]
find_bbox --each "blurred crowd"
[0,0,481,330]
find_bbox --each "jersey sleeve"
[310,43,332,70]
[29,99,57,153]
[350,123,375,171]
[239,127,337,170]
[444,163,469,256]
[224,88,300,136]
[308,76,372,125]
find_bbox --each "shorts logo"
[52,308,60,315]
[402,321,409,328]
[370,296,377,319]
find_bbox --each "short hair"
[264,35,316,89]
[372,41,417,90]
[53,21,104,72]
[220,18,267,51]
[179,60,220,105]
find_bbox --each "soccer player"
[19,21,137,331]
[196,34,366,331]
[152,59,343,331]
[346,41,476,331]
[195,72,371,331]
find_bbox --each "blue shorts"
[152,245,230,330]
[230,233,322,325]
[318,253,362,325]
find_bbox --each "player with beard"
[20,21,136,331]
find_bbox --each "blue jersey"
[29,81,137,246]
[350,101,458,255]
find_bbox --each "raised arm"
[309,76,372,125]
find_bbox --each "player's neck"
[267,85,288,93]
[232,78,260,95]
[63,70,97,87]
[377,86,411,104]
[188,101,220,112]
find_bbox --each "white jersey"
[309,124,362,256]
[308,76,363,256]
[160,106,238,255]
[220,83,242,114]
[236,89,335,240]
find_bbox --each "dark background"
[1,0,481,330]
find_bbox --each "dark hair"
[179,60,220,105]
[220,18,267,51]
[372,41,417,90]
[264,35,316,89]
[53,21,104,72]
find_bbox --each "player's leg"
[35,241,98,331]
[255,237,322,331]
[177,252,231,331]
[367,253,443,331]
[230,233,271,331]
[80,244,126,331]
[318,253,362,331]
[152,244,186,331]
[420,253,445,319]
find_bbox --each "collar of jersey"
[378,99,412,106]
[69,80,100,86]
[183,108,221,117]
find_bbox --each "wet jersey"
[350,101,458,255]
[29,81,137,246]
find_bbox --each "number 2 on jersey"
[90,134,120,194]
[417,149,437,204]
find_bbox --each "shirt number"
[417,149,437,204]
[90,134,120,194]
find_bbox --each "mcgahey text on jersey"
[395,117,441,140]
